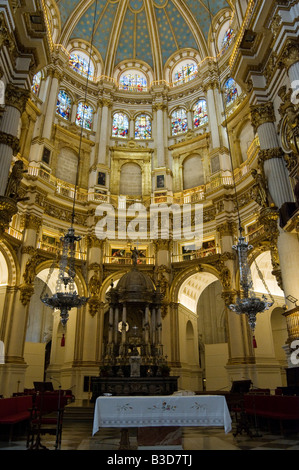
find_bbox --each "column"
[114,306,119,344]
[42,70,61,141]
[250,101,299,310]
[154,103,166,167]
[0,84,30,195]
[108,306,114,344]
[205,83,220,149]
[97,98,112,165]
[121,303,127,344]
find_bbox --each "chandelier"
[206,0,273,347]
[227,226,273,346]
[41,0,99,326]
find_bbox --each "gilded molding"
[258,147,285,165]
[20,213,42,231]
[279,39,299,71]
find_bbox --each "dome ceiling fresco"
[55,0,231,77]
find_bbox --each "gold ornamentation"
[0,132,20,155]
[250,102,275,133]
[258,147,285,165]
[19,283,35,306]
[20,213,42,231]
[279,39,299,71]
[23,252,39,285]
[5,84,30,114]
[250,168,275,208]
[278,85,299,156]
[0,195,18,234]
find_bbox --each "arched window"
[172,60,198,86]
[75,102,93,130]
[119,72,147,92]
[112,112,129,138]
[135,114,151,139]
[31,71,41,95]
[171,109,187,136]
[224,78,238,106]
[69,52,94,79]
[56,90,72,120]
[221,27,234,50]
[193,99,208,128]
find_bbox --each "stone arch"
[0,239,19,286]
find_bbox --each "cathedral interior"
[1,0,299,432]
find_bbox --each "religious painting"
[42,147,51,165]
[171,108,188,135]
[135,114,152,139]
[56,90,72,120]
[193,99,208,128]
[112,112,129,138]
[157,174,165,188]
[97,172,106,186]
[69,52,94,79]
[76,102,93,130]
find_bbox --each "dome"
[116,266,155,302]
[50,0,231,80]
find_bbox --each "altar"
[92,395,232,449]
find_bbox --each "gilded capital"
[20,213,42,231]
[258,147,284,165]
[0,131,19,154]
[5,84,30,114]
[250,102,275,133]
[279,40,299,71]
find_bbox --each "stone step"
[64,400,95,421]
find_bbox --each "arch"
[119,162,142,196]
[170,264,221,306]
[164,48,202,85]
[113,60,154,88]
[0,239,19,286]
[250,250,284,298]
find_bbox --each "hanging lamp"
[207,1,273,346]
[41,0,99,326]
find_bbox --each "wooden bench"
[0,395,33,441]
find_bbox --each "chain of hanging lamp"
[206,0,273,346]
[41,0,99,326]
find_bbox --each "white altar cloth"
[92,395,232,435]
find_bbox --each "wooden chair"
[27,391,68,450]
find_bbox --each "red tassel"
[253,335,257,348]
[61,334,65,347]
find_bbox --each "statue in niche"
[251,169,274,208]
[5,160,27,200]
[23,252,39,285]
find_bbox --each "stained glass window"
[119,73,147,92]
[173,62,197,86]
[56,90,72,120]
[112,113,129,138]
[135,114,151,139]
[69,52,94,79]
[221,27,234,50]
[75,102,93,130]
[224,78,238,106]
[31,71,41,95]
[171,109,188,136]
[193,99,208,128]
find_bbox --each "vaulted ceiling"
[53,0,231,78]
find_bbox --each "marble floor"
[1,418,299,453]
